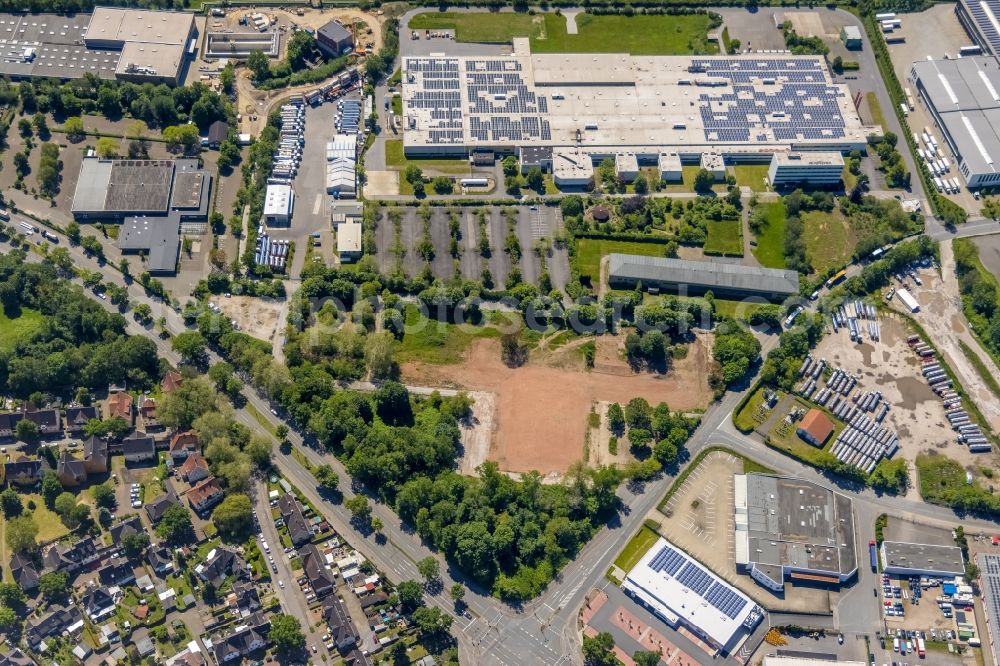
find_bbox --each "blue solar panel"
[648,545,685,576]
[705,582,748,619]
[675,562,713,595]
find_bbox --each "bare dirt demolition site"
[404,333,715,478]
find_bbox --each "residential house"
[179,452,210,483]
[25,603,82,649]
[139,398,160,431]
[109,516,142,543]
[162,370,183,394]
[64,405,99,433]
[169,430,199,461]
[122,431,156,464]
[0,413,22,438]
[43,536,104,573]
[322,595,360,652]
[24,408,60,435]
[83,587,118,622]
[195,546,250,588]
[3,457,42,486]
[97,557,136,587]
[0,648,34,666]
[300,543,336,598]
[105,392,133,425]
[133,628,155,658]
[212,615,270,663]
[229,581,261,613]
[146,483,181,523]
[278,493,313,546]
[188,476,224,514]
[56,450,88,486]
[147,546,175,576]
[82,435,109,474]
[9,552,39,592]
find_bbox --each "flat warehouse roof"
[911,57,1000,177]
[84,8,194,46]
[608,254,800,296]
[977,553,1000,666]
[882,541,965,574]
[402,48,875,153]
[117,42,186,79]
[0,13,119,80]
[105,161,173,212]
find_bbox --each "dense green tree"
[38,571,69,602]
[0,488,22,517]
[122,532,150,558]
[269,614,305,654]
[155,504,193,544]
[396,580,424,612]
[5,515,36,553]
[212,494,254,538]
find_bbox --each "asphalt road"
[15,209,1000,666]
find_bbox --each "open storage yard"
[401,333,714,476]
[371,204,569,291]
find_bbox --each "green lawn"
[396,304,504,365]
[575,238,671,284]
[732,165,771,192]
[802,210,854,275]
[409,12,717,55]
[664,166,729,193]
[613,525,659,573]
[409,11,545,43]
[865,91,887,131]
[703,219,742,256]
[712,298,773,322]
[0,307,44,352]
[751,202,787,269]
[390,95,402,116]
[533,13,718,55]
[22,493,70,542]
[384,139,471,175]
[917,453,986,504]
[734,385,771,433]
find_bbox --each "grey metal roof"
[318,20,352,44]
[118,216,179,273]
[608,254,800,296]
[978,552,1000,666]
[882,541,965,575]
[911,57,1000,177]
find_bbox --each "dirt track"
[402,334,715,476]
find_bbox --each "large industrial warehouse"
[622,536,764,655]
[910,56,1000,188]
[734,474,858,593]
[0,8,194,84]
[607,254,800,301]
[72,158,211,274]
[401,41,876,179]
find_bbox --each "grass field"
[704,219,742,256]
[751,202,787,269]
[0,307,44,352]
[732,165,770,193]
[409,11,544,43]
[409,12,717,55]
[734,385,771,433]
[712,298,773,322]
[396,304,504,364]
[916,453,988,505]
[664,166,728,193]
[391,95,402,116]
[802,209,853,274]
[24,494,70,543]
[575,238,670,284]
[865,92,887,131]
[384,140,471,175]
[613,525,659,572]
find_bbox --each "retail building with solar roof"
[401,38,877,182]
[622,536,764,655]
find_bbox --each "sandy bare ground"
[402,333,715,476]
[588,401,635,468]
[900,242,1000,432]
[457,390,496,476]
[211,295,284,348]
[813,309,999,475]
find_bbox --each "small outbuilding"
[207,121,229,149]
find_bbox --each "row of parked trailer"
[907,334,993,453]
[832,308,879,342]
[272,100,305,183]
[304,67,360,106]
[829,395,900,472]
[254,226,289,271]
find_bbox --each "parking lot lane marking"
[312,193,322,215]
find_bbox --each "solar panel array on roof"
[692,58,846,143]
[961,0,1000,55]
[646,542,749,620]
